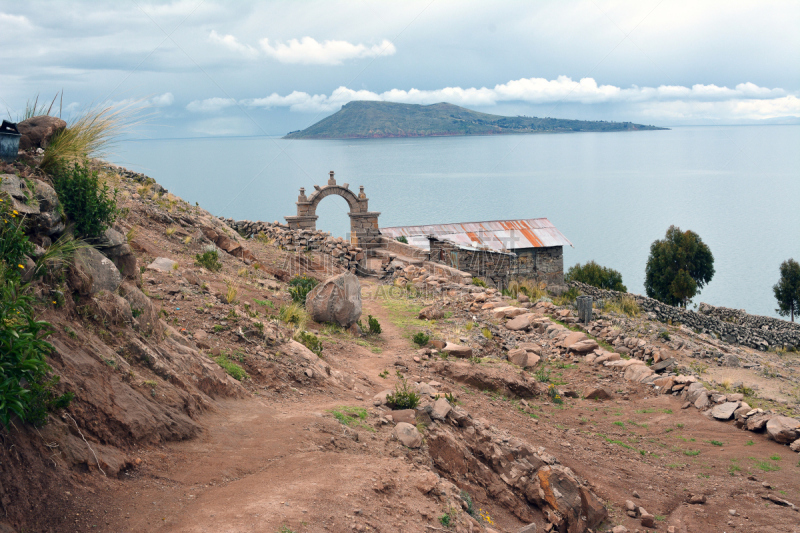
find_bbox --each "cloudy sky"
[2,0,798,137]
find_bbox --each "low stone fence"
[222,219,363,273]
[569,281,800,351]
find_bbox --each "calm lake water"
[113,125,800,318]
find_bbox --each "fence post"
[576,295,593,324]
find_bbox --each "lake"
[113,125,800,318]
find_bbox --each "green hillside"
[283,101,667,139]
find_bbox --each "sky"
[1,0,799,138]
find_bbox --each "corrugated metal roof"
[381,218,573,252]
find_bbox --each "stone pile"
[421,288,800,455]
[571,281,800,351]
[391,263,474,288]
[222,218,363,273]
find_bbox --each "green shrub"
[195,250,222,271]
[471,277,487,287]
[367,315,381,335]
[213,352,248,381]
[395,236,408,244]
[52,162,118,238]
[294,330,323,357]
[412,332,430,347]
[565,260,627,292]
[0,201,73,427]
[386,376,420,410]
[0,267,73,427]
[288,275,318,304]
[553,286,580,306]
[279,303,308,329]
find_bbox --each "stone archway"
[285,171,381,247]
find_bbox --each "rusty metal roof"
[381,218,573,252]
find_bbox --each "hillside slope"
[284,101,667,139]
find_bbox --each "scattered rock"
[766,416,800,444]
[711,401,739,420]
[584,387,612,400]
[431,397,452,421]
[147,257,178,272]
[688,494,707,504]
[442,343,473,358]
[418,305,444,320]
[392,422,422,448]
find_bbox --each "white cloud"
[186,97,237,113]
[235,76,798,120]
[149,92,174,107]
[259,37,396,65]
[207,30,396,65]
[209,30,258,58]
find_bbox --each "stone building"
[381,218,572,286]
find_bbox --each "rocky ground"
[1,157,799,533]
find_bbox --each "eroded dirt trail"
[106,282,437,533]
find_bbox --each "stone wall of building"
[513,246,564,286]
[429,237,515,286]
[569,281,800,351]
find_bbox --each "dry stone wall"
[222,218,363,273]
[569,281,800,351]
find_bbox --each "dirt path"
[104,282,436,533]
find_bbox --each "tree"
[644,226,714,307]
[773,259,800,322]
[565,260,627,292]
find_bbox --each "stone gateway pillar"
[285,172,381,248]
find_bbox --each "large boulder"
[305,272,361,328]
[17,115,67,150]
[766,416,800,444]
[69,246,122,295]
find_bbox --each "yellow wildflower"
[18,264,24,269]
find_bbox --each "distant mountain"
[283,101,667,139]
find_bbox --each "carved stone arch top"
[285,171,380,247]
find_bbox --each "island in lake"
[283,101,667,139]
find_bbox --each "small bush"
[386,376,420,410]
[605,294,641,317]
[195,250,222,271]
[481,327,492,339]
[412,332,430,347]
[565,260,627,292]
[225,281,238,304]
[330,406,374,432]
[279,303,308,329]
[52,162,118,238]
[288,275,318,304]
[471,277,487,287]
[294,330,323,357]
[395,236,408,244]
[553,286,580,306]
[213,352,248,381]
[367,315,381,335]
